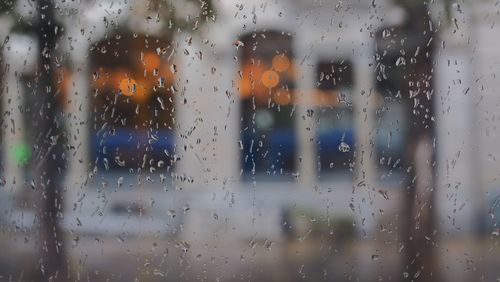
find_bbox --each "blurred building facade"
[0,0,498,269]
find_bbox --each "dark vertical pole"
[35,0,66,281]
[399,4,439,281]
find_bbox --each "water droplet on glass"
[168,209,176,218]
[396,57,406,66]
[338,142,350,153]
[378,190,389,200]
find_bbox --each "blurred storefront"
[0,0,498,281]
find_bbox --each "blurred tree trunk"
[398,3,439,281]
[34,0,66,281]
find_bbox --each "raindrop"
[116,236,125,243]
[168,209,176,218]
[158,77,166,88]
[92,72,100,81]
[349,203,355,212]
[338,142,350,153]
[395,57,406,66]
[170,64,177,74]
[378,190,389,200]
[30,179,36,190]
[233,40,244,49]
[157,97,166,109]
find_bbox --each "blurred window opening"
[374,26,408,182]
[90,34,176,172]
[314,60,355,178]
[238,31,297,180]
[374,100,407,182]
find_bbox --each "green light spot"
[11,143,31,166]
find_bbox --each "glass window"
[90,34,176,172]
[314,60,355,178]
[0,1,496,281]
[238,31,297,180]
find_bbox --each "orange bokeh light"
[239,76,253,99]
[261,70,280,88]
[119,78,139,96]
[272,54,291,73]
[131,79,149,103]
[273,88,293,105]
[143,52,161,72]
[239,63,266,98]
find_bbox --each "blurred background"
[0,0,499,281]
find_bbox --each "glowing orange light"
[261,70,280,88]
[143,52,161,72]
[55,68,72,111]
[58,69,71,97]
[239,76,253,98]
[272,54,290,73]
[112,69,129,88]
[131,79,149,103]
[273,89,292,105]
[119,78,138,96]
[238,63,266,99]
[313,89,341,107]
